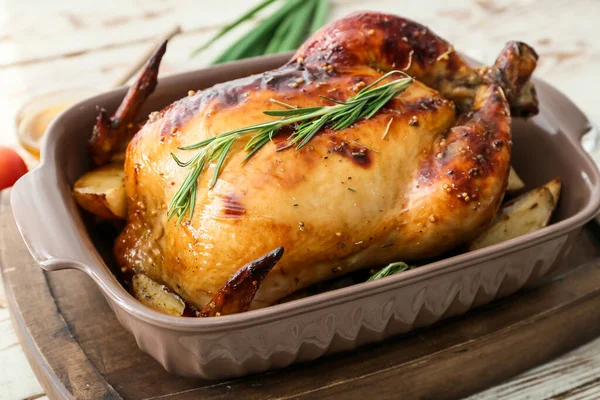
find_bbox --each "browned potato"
[73,163,126,219]
[506,166,525,196]
[544,177,561,205]
[469,185,556,251]
[132,274,185,316]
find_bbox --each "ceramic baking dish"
[11,53,600,379]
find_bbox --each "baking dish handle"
[11,166,102,271]
[535,79,592,146]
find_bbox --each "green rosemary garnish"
[368,262,414,281]
[191,0,330,63]
[168,71,413,223]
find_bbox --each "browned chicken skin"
[115,12,539,311]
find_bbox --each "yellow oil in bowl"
[16,88,98,158]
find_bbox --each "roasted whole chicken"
[86,12,540,315]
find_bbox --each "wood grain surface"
[3,189,600,399]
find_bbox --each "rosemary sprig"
[368,262,414,281]
[168,71,413,223]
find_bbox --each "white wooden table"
[1,1,599,398]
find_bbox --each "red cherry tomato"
[0,146,28,190]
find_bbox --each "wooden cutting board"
[3,189,600,400]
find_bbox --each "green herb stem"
[264,8,296,54]
[212,0,300,64]
[310,0,329,34]
[275,0,316,52]
[190,0,279,58]
[191,0,331,63]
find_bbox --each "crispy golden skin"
[115,12,538,310]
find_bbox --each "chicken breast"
[115,12,539,310]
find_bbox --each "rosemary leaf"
[237,32,273,59]
[264,106,324,117]
[211,137,236,188]
[276,0,316,52]
[243,132,272,162]
[368,262,413,281]
[190,0,279,58]
[264,5,297,54]
[310,0,329,34]
[295,116,330,149]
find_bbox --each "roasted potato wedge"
[506,166,525,196]
[469,185,556,251]
[73,163,126,219]
[132,274,185,316]
[544,178,561,205]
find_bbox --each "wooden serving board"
[3,190,600,400]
